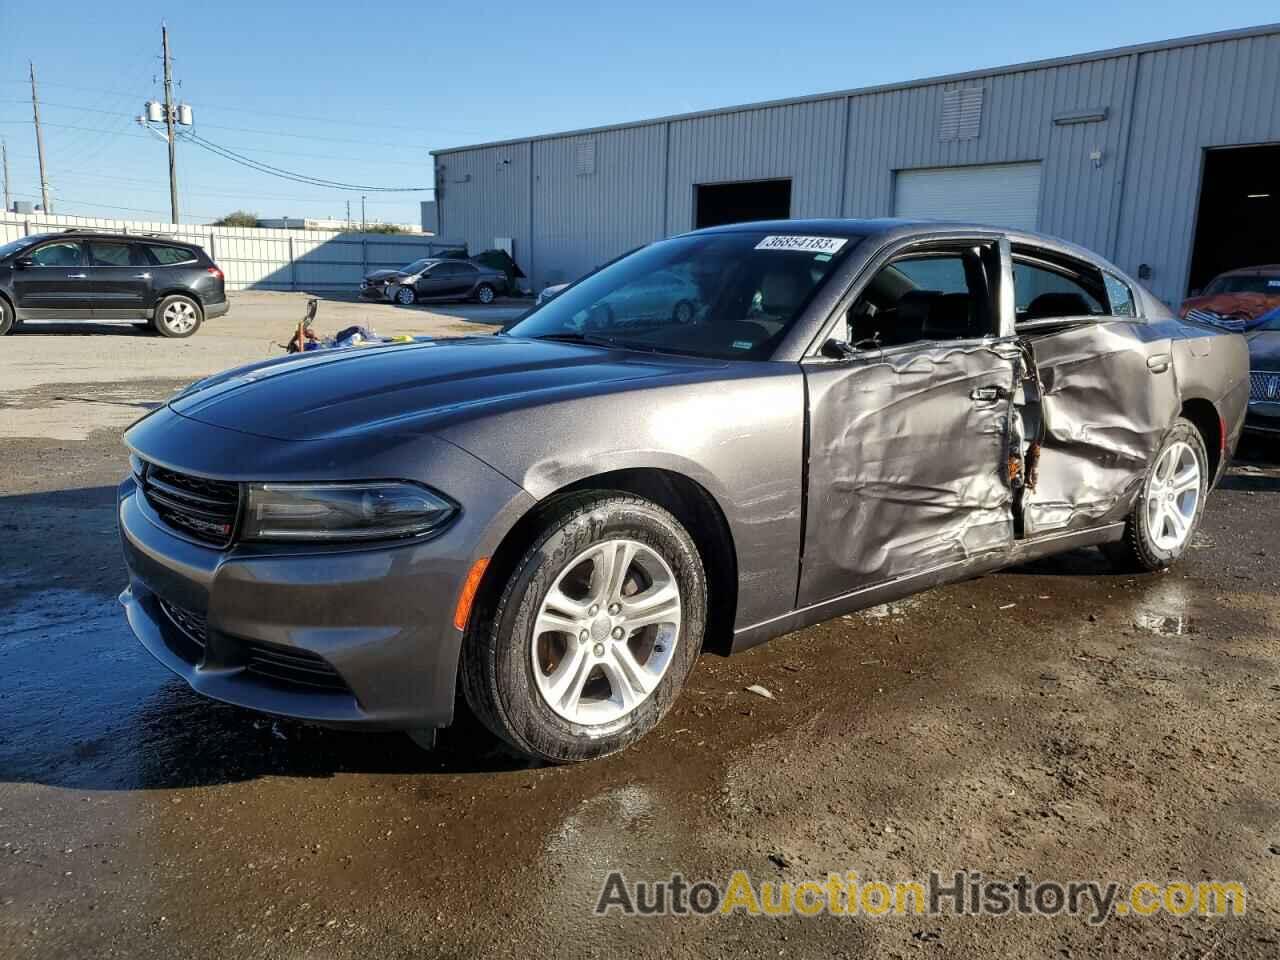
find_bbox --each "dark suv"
[0,230,228,338]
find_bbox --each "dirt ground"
[2,292,1279,958]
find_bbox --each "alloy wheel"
[162,300,198,335]
[530,539,681,726]
[1145,440,1201,551]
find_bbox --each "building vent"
[575,138,596,176]
[939,87,984,141]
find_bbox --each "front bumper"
[116,418,533,731]
[359,283,392,301]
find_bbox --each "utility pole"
[346,199,351,230]
[1,139,10,213]
[29,62,51,213]
[361,194,366,231]
[161,23,179,224]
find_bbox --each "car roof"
[679,217,1123,273]
[1214,264,1280,278]
[24,230,196,245]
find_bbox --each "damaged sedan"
[117,219,1248,763]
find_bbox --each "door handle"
[970,385,1010,403]
[132,273,152,280]
[66,273,87,279]
[1147,353,1171,374]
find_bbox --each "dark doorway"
[1187,144,1280,294]
[694,179,792,229]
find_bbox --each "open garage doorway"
[694,179,791,229]
[1187,144,1280,294]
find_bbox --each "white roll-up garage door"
[893,162,1042,230]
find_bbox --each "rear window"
[145,244,198,265]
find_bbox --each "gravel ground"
[2,295,1279,958]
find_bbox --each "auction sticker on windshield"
[754,235,848,254]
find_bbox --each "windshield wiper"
[525,332,616,346]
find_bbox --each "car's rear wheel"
[1103,417,1208,572]
[462,493,706,763]
[0,298,14,336]
[395,286,416,306]
[154,295,202,338]
[475,283,496,305]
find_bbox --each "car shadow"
[13,320,153,336]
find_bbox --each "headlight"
[242,481,457,542]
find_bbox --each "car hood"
[169,336,722,441]
[364,269,408,283]
[1246,330,1280,371]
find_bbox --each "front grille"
[156,597,348,694]
[241,638,349,692]
[141,464,240,546]
[1250,371,1280,402]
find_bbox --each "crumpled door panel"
[799,343,1018,607]
[1020,321,1179,537]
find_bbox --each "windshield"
[0,235,41,260]
[504,231,859,360]
[1204,275,1280,295]
[400,258,433,274]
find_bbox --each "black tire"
[1102,417,1209,572]
[153,294,203,338]
[462,493,707,763]
[0,298,14,336]
[475,283,496,305]
[395,286,417,306]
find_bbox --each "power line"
[0,99,438,150]
[179,131,433,192]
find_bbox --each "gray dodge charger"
[118,219,1249,763]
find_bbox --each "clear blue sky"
[0,1,1273,228]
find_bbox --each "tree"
[357,223,404,234]
[212,210,259,227]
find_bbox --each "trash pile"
[281,298,428,353]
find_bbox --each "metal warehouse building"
[432,24,1280,306]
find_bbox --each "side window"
[846,246,997,349]
[1103,272,1137,318]
[1012,255,1105,323]
[145,244,196,265]
[29,241,83,267]
[88,241,133,267]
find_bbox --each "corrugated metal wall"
[436,27,1280,303]
[0,213,457,292]
[1114,31,1280,304]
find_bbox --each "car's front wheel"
[0,298,14,336]
[1103,417,1209,571]
[395,286,416,306]
[475,283,496,305]
[462,493,706,763]
[154,295,202,338]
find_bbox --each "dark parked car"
[118,219,1248,764]
[0,230,228,338]
[360,257,508,306]
[1179,265,1280,437]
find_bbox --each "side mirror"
[1188,288,1202,298]
[820,338,855,360]
[15,257,33,269]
